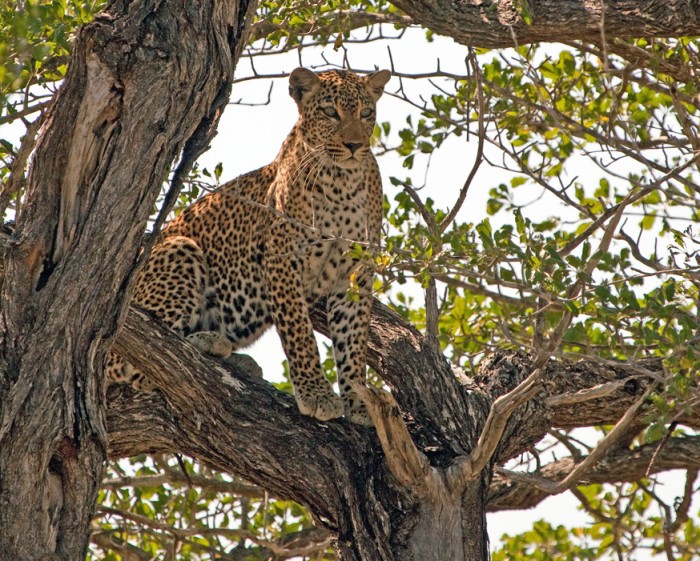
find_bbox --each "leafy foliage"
[3,1,699,559]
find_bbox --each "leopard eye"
[322,106,339,119]
[360,107,373,119]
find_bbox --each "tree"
[1,1,699,560]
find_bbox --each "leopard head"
[289,68,391,169]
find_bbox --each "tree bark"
[107,308,547,561]
[103,304,696,560]
[0,0,255,559]
[388,0,700,48]
[488,435,700,511]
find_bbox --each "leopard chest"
[299,179,371,296]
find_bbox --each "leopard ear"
[289,68,321,103]
[364,70,391,101]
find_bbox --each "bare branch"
[0,114,44,220]
[670,469,699,532]
[350,382,432,491]
[496,386,654,495]
[439,50,485,234]
[0,100,51,126]
[446,356,547,492]
[102,471,266,498]
[249,10,415,44]
[546,379,632,407]
[91,531,153,561]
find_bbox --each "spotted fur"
[106,68,391,425]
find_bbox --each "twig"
[91,531,153,561]
[0,100,51,126]
[396,178,436,232]
[439,50,485,234]
[102,472,266,497]
[618,228,666,272]
[570,487,617,523]
[546,378,631,407]
[98,505,333,559]
[248,10,414,45]
[425,276,440,346]
[670,469,698,533]
[0,113,45,220]
[132,80,233,279]
[646,421,678,477]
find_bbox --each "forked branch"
[446,360,544,492]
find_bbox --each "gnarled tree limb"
[388,0,700,49]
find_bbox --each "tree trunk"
[0,0,255,559]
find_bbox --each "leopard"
[106,67,391,425]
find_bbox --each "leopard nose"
[343,142,363,154]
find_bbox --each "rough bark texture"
[488,435,700,511]
[107,307,548,561]
[3,2,700,561]
[389,0,700,48]
[0,0,255,559]
[103,303,700,560]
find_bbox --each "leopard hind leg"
[105,236,230,389]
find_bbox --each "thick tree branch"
[111,307,413,561]
[542,358,700,430]
[495,386,654,495]
[103,301,700,560]
[110,301,700,500]
[388,0,700,49]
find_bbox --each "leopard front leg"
[264,250,344,422]
[327,269,373,426]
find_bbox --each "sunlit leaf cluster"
[0,0,104,100]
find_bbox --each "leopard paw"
[344,401,373,426]
[295,388,344,422]
[340,387,373,425]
